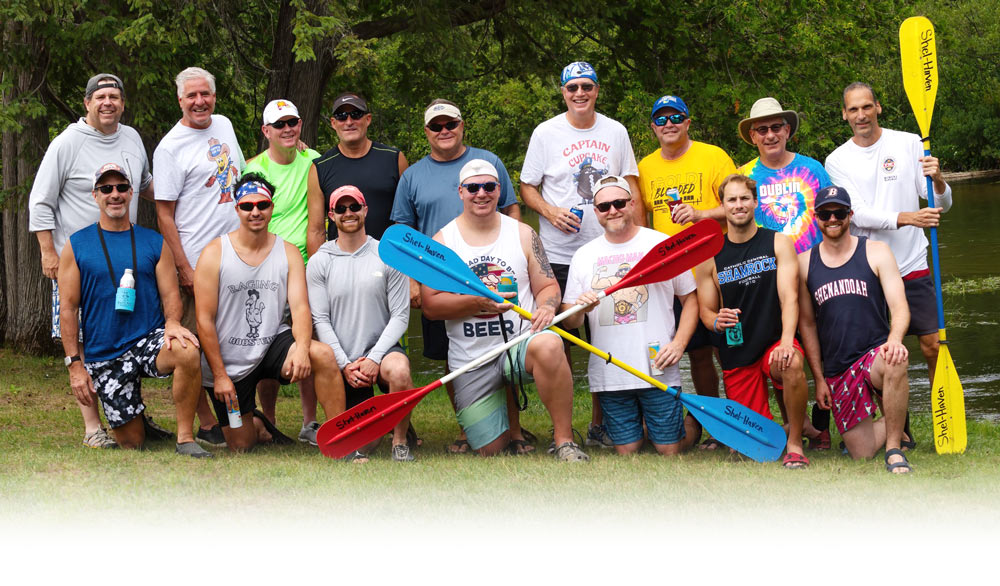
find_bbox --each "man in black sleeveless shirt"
[695,174,809,467]
[798,186,911,473]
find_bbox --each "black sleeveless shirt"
[313,141,401,240]
[806,237,889,377]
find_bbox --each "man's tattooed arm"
[531,230,555,278]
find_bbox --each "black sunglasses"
[426,120,460,133]
[653,113,688,126]
[96,183,130,194]
[237,200,273,212]
[595,198,630,213]
[751,122,787,135]
[332,110,366,121]
[333,202,364,214]
[564,83,596,93]
[461,182,498,194]
[816,208,850,221]
[269,118,301,129]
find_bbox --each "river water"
[402,179,1000,422]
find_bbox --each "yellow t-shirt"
[638,141,736,236]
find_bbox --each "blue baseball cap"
[561,62,598,86]
[814,185,852,210]
[651,95,689,119]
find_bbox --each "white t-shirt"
[153,115,246,269]
[520,112,639,265]
[564,227,695,391]
[825,127,953,276]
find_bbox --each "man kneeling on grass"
[58,163,210,458]
[798,186,912,473]
[561,176,702,455]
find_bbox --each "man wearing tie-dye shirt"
[737,97,831,254]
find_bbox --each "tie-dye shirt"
[738,153,831,253]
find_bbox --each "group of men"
[28,62,951,472]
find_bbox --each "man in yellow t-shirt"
[636,95,735,447]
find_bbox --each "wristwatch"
[64,355,81,367]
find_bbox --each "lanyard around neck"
[96,223,137,289]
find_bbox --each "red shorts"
[722,339,804,419]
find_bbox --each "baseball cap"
[459,159,499,184]
[814,186,852,210]
[262,99,300,125]
[651,95,689,119]
[329,185,367,211]
[92,163,130,189]
[331,93,368,114]
[85,74,125,99]
[424,103,462,126]
[593,175,632,199]
[561,62,598,85]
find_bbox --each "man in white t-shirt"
[520,61,640,447]
[154,67,246,445]
[562,176,700,455]
[825,82,952,407]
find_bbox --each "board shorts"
[84,328,168,428]
[597,387,684,445]
[452,330,559,450]
[722,338,804,419]
[903,272,938,336]
[826,346,881,434]
[205,329,295,424]
[342,345,407,408]
[50,280,82,342]
[673,297,719,351]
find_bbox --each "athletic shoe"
[298,421,320,446]
[143,415,175,441]
[196,424,226,447]
[175,441,214,459]
[553,441,589,462]
[585,424,614,449]
[392,444,415,462]
[83,428,117,449]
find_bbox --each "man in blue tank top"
[797,186,912,473]
[57,163,210,457]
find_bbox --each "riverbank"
[943,168,1000,182]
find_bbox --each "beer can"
[570,207,583,232]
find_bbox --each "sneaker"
[196,424,226,447]
[83,428,117,449]
[143,415,175,441]
[298,421,320,446]
[553,441,589,462]
[392,444,415,462]
[175,441,214,459]
[585,424,614,449]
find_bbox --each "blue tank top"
[806,237,889,377]
[70,223,165,362]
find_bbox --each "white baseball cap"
[263,99,300,125]
[459,159,499,184]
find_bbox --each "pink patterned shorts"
[825,346,881,434]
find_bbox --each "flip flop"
[252,410,294,445]
[699,438,724,451]
[506,439,536,455]
[782,452,810,469]
[447,438,470,454]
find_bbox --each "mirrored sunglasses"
[653,113,688,126]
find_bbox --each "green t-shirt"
[245,148,320,263]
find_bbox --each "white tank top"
[201,234,291,385]
[442,215,535,367]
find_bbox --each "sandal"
[506,439,536,455]
[699,438,724,451]
[885,448,912,474]
[252,410,294,445]
[447,438,470,454]
[342,450,369,464]
[782,452,810,469]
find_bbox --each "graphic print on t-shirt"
[205,137,240,202]
[755,167,820,252]
[245,289,265,339]
[467,258,516,334]
[648,172,702,209]
[224,278,280,346]
[717,254,777,288]
[590,251,648,326]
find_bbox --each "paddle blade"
[317,383,440,459]
[680,393,787,462]
[899,16,938,138]
[606,220,724,295]
[931,342,967,454]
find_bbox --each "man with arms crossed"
[308,185,414,462]
[58,163,209,458]
[194,174,344,452]
[563,176,701,455]
[694,174,809,468]
[798,186,911,473]
[422,159,587,461]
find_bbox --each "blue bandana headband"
[234,181,273,203]
[561,61,598,86]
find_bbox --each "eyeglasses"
[461,182,498,194]
[237,200,273,212]
[653,113,688,126]
[269,118,301,129]
[95,183,130,194]
[564,83,596,93]
[333,202,364,214]
[426,120,460,133]
[816,208,849,221]
[332,110,366,121]
[751,122,787,135]
[594,198,630,213]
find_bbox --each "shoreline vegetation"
[943,169,1000,182]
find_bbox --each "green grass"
[943,275,1000,295]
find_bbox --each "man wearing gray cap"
[29,73,154,449]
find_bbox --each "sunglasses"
[461,182,498,194]
[333,202,364,214]
[269,118,301,129]
[564,83,596,93]
[237,200,273,212]
[653,113,688,126]
[332,110,366,121]
[816,208,849,221]
[96,183,130,194]
[751,122,787,135]
[426,120,460,133]
[595,198,630,213]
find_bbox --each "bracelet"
[713,317,720,333]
